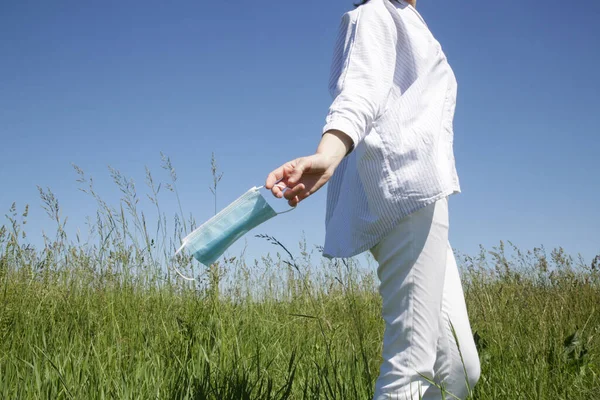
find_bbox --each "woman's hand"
[265,154,338,207]
[265,130,353,207]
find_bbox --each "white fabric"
[370,198,480,400]
[322,0,461,258]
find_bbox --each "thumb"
[288,158,308,185]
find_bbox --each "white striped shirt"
[322,0,460,258]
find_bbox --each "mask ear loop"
[277,207,295,215]
[170,242,197,281]
[258,183,296,214]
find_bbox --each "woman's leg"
[370,198,450,399]
[423,243,480,399]
[371,198,480,399]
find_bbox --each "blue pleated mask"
[173,186,292,280]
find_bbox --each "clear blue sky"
[1,0,599,266]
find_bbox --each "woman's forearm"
[317,130,354,164]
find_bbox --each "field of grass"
[1,158,599,399]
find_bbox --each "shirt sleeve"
[322,3,397,147]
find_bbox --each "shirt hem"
[321,187,459,259]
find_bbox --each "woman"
[265,0,480,398]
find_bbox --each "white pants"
[370,198,480,400]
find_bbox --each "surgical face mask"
[173,185,292,280]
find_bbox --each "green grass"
[1,158,599,399]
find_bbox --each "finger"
[301,180,324,199]
[265,167,284,190]
[276,181,287,191]
[272,185,283,199]
[287,159,308,185]
[292,179,323,205]
[283,183,305,201]
[272,182,287,199]
[297,190,312,202]
[288,189,312,206]
[288,196,300,208]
